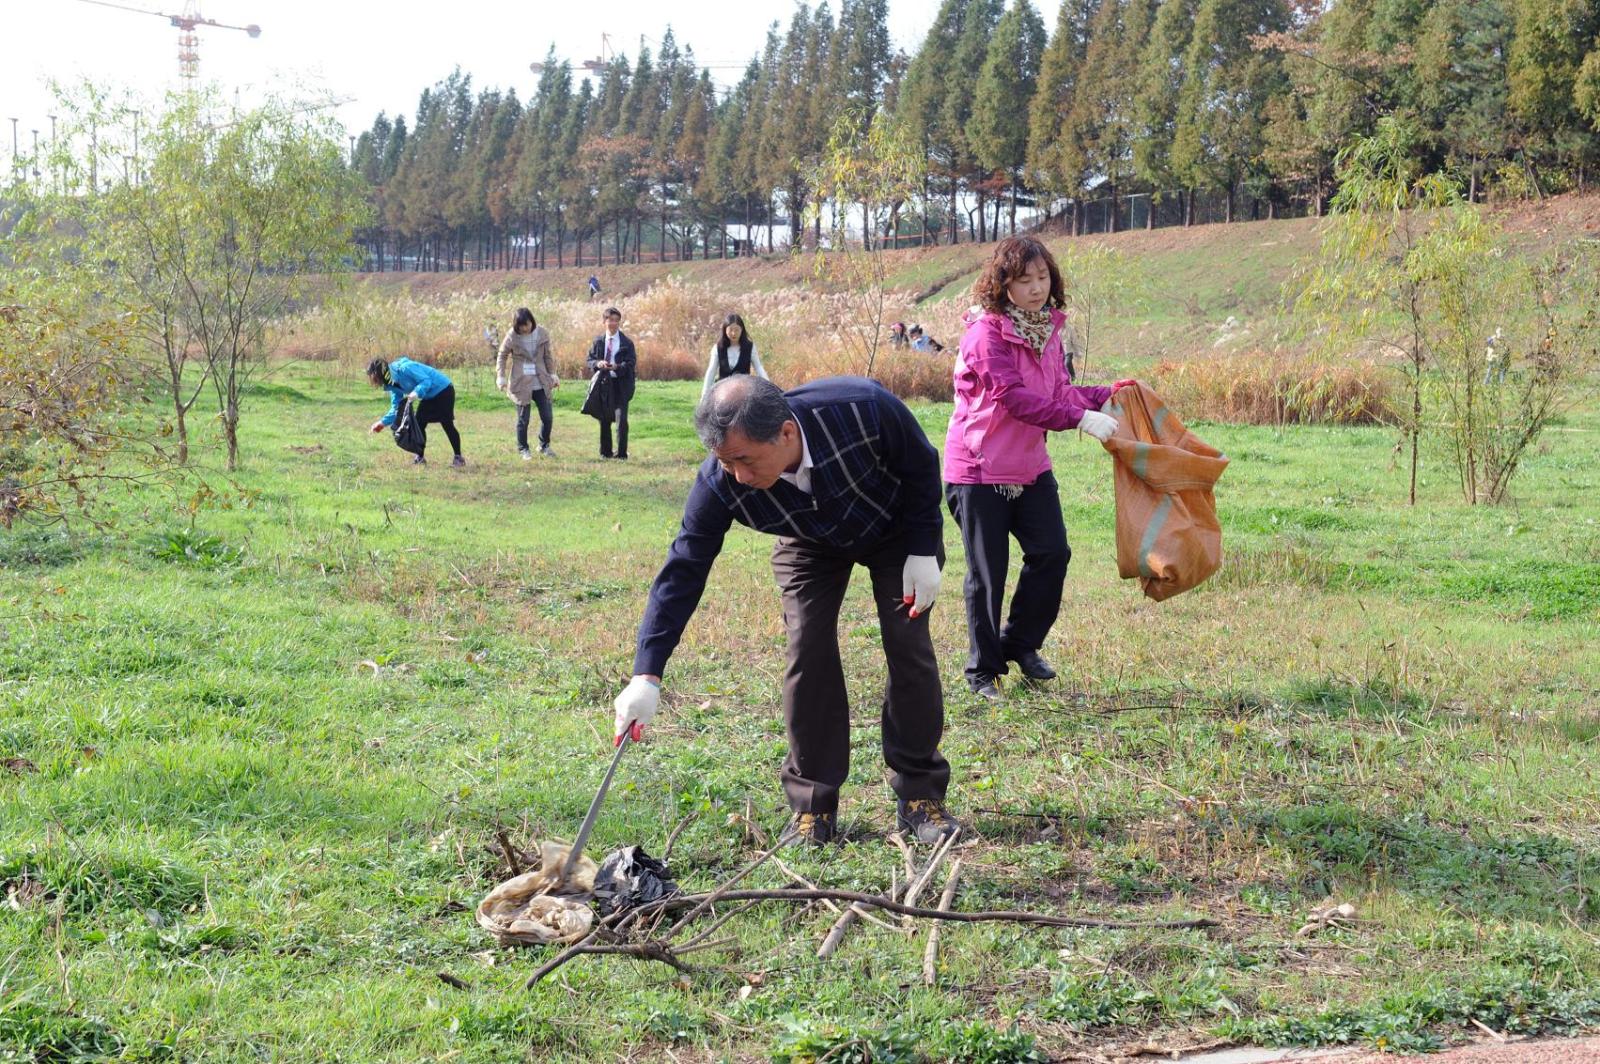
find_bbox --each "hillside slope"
[350,194,1600,366]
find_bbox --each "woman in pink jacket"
[944,236,1130,701]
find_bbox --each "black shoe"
[970,677,1001,702]
[1007,649,1056,680]
[614,454,628,461]
[897,799,963,845]
[599,453,613,460]
[782,811,837,847]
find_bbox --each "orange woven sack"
[1100,383,1229,601]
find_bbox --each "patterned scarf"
[1006,305,1055,354]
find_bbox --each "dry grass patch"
[1151,351,1395,426]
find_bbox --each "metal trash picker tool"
[558,720,642,889]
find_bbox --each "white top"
[776,421,814,495]
[701,343,769,398]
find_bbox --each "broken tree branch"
[922,858,962,986]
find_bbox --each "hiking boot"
[451,455,466,468]
[782,811,837,847]
[412,453,426,465]
[897,799,962,845]
[1007,649,1057,681]
[970,676,1001,702]
[519,448,532,460]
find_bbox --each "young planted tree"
[0,277,142,527]
[1296,117,1464,505]
[1412,213,1600,503]
[1055,244,1149,373]
[45,89,365,472]
[805,109,924,374]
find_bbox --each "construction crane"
[77,0,261,82]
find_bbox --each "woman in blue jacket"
[366,357,465,467]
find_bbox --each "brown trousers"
[769,535,951,815]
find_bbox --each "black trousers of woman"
[945,471,1070,688]
[515,390,554,451]
[415,384,463,457]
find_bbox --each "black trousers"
[515,390,553,451]
[415,385,462,457]
[769,535,951,815]
[946,472,1070,686]
[599,401,629,458]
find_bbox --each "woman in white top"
[700,313,769,399]
[495,307,560,458]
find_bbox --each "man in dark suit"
[610,374,961,847]
[585,307,637,459]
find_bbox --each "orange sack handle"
[1100,382,1229,602]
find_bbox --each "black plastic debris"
[592,846,679,916]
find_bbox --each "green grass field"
[3,359,1599,1062]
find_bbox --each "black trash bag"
[392,399,426,456]
[592,846,678,916]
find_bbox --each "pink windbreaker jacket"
[942,307,1113,485]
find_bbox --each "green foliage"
[770,1016,919,1064]
[1219,972,1600,1051]
[0,1003,124,1063]
[143,529,245,570]
[933,1020,1047,1064]
[1041,972,1160,1028]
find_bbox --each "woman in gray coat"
[496,307,560,458]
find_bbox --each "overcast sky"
[4,0,1062,161]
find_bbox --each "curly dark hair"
[973,236,1065,314]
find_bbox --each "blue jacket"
[632,376,943,677]
[379,358,452,426]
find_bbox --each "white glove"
[1078,410,1118,442]
[613,675,661,741]
[901,554,942,618]
[496,376,506,391]
[405,390,420,403]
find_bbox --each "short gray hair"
[695,375,793,449]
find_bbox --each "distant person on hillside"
[496,307,560,459]
[583,306,637,460]
[943,235,1133,701]
[701,312,770,399]
[1484,327,1507,385]
[909,325,945,354]
[610,374,961,847]
[889,321,909,349]
[587,274,601,301]
[366,356,465,467]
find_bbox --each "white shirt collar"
[776,422,814,495]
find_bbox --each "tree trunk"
[1225,184,1235,224]
[1108,182,1119,234]
[223,406,239,472]
[1184,188,1194,227]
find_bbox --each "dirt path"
[1332,1036,1600,1063]
[1177,1036,1600,1064]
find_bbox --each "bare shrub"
[1150,351,1396,426]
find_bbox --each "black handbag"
[392,399,426,455]
[580,371,614,422]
